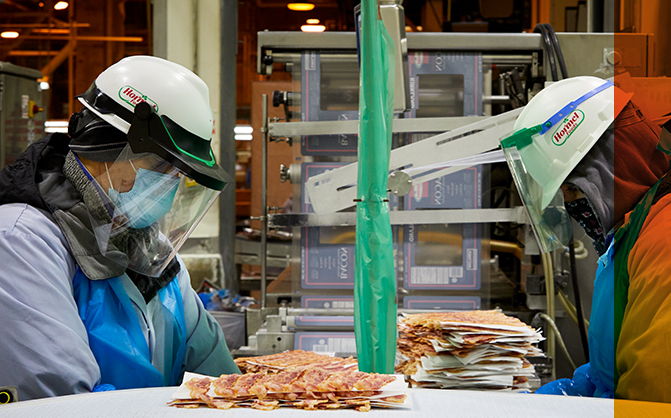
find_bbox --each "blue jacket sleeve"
[0,205,101,400]
[177,257,240,376]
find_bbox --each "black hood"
[0,133,75,212]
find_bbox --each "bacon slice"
[251,400,280,411]
[378,394,408,403]
[212,374,240,398]
[293,399,328,410]
[346,399,372,412]
[233,373,264,397]
[184,377,211,401]
[211,400,235,410]
[177,357,405,413]
[235,350,358,374]
[320,402,342,409]
[353,373,396,391]
[270,369,305,393]
[294,368,330,392]
[176,403,201,409]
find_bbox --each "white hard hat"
[75,55,230,190]
[500,76,616,253]
[506,76,615,209]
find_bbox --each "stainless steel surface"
[0,61,43,78]
[265,315,283,332]
[407,32,542,51]
[379,1,410,112]
[234,237,290,267]
[587,0,601,33]
[388,171,413,197]
[270,51,533,67]
[268,115,485,137]
[483,66,492,116]
[259,31,618,83]
[258,31,546,56]
[279,163,290,183]
[1,62,45,171]
[285,308,355,316]
[482,55,534,65]
[219,0,238,294]
[245,307,279,341]
[603,0,615,32]
[267,208,529,228]
[281,307,478,316]
[285,316,353,332]
[255,331,295,352]
[258,31,548,74]
[260,94,268,309]
[548,33,616,79]
[305,108,522,214]
[257,32,355,74]
[483,95,511,104]
[414,73,464,118]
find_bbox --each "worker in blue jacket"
[0,56,240,400]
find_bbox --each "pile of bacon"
[235,350,359,374]
[396,310,544,392]
[169,350,408,411]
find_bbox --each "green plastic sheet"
[354,0,397,374]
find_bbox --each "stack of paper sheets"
[396,310,544,392]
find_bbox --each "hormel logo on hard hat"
[119,85,159,112]
[551,109,584,146]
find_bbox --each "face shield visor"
[84,145,221,277]
[500,79,614,253]
[501,140,572,253]
[75,84,233,276]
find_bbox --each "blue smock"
[536,238,615,398]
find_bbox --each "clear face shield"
[500,79,614,254]
[501,137,573,253]
[86,144,221,277]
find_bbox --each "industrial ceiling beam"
[21,35,144,41]
[39,40,73,81]
[0,23,90,28]
[7,50,59,56]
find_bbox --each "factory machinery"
[235,4,650,382]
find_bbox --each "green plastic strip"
[353,0,397,374]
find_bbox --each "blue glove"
[92,384,117,392]
[197,292,212,307]
[535,363,613,398]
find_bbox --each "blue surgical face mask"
[107,163,180,229]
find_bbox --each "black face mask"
[564,197,607,256]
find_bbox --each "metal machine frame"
[238,31,621,368]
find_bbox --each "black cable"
[544,23,569,79]
[569,240,590,362]
[534,24,557,81]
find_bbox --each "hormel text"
[551,109,584,146]
[119,86,158,111]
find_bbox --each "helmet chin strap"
[105,162,114,191]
